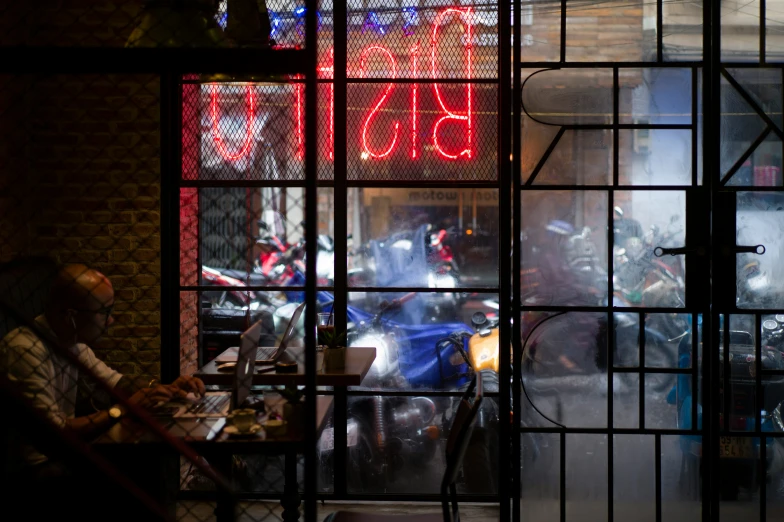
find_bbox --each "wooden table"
[93,396,334,522]
[194,346,377,500]
[195,346,377,387]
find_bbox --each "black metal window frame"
[158,2,784,521]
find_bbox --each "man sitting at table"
[1,264,205,500]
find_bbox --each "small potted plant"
[321,328,347,371]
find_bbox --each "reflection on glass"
[661,435,702,520]
[645,313,690,369]
[521,190,608,307]
[614,373,639,429]
[721,76,767,180]
[348,292,496,391]
[613,191,685,308]
[619,130,692,186]
[520,432,560,521]
[614,435,655,522]
[339,395,443,495]
[532,130,612,185]
[521,1,561,62]
[619,69,692,125]
[566,0,651,62]
[522,312,607,428]
[737,193,784,309]
[663,2,702,61]
[646,375,686,430]
[566,434,608,521]
[720,0,760,63]
[348,188,499,289]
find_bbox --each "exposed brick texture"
[0,73,162,381]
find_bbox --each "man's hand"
[171,375,206,398]
[128,385,177,409]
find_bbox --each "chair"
[324,372,485,522]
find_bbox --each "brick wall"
[0,73,163,381]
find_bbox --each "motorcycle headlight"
[353,332,398,381]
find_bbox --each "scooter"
[316,293,473,491]
[673,317,784,500]
[350,224,463,321]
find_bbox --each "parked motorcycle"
[350,224,464,321]
[673,317,784,500]
[317,293,473,491]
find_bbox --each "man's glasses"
[70,304,114,320]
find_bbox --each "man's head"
[45,264,115,346]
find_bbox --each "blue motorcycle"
[671,316,784,500]
[309,292,474,491]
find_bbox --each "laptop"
[173,317,260,418]
[213,302,306,365]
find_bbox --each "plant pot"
[283,402,304,437]
[323,346,346,371]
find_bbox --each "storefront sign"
[364,188,498,207]
[211,7,478,164]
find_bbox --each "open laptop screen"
[233,319,262,408]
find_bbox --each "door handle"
[653,246,705,257]
[731,244,766,255]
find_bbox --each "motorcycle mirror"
[471,311,488,330]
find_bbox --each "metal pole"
[303,0,318,520]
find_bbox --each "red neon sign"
[211,9,475,164]
[210,84,255,161]
[431,8,472,160]
[410,41,420,159]
[359,46,400,159]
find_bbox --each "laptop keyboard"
[257,346,277,360]
[185,394,230,415]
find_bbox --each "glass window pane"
[663,1,703,61]
[620,69,692,125]
[566,434,608,521]
[349,188,498,289]
[520,432,560,521]
[521,1,561,62]
[720,75,769,184]
[522,190,608,307]
[183,82,307,181]
[522,69,614,126]
[531,130,612,186]
[619,130,693,186]
[342,2,497,80]
[613,191,685,308]
[737,192,784,308]
[721,0,760,63]
[345,83,498,182]
[662,435,702,519]
[614,435,655,522]
[348,291,497,391]
[645,313,691,369]
[522,312,608,429]
[566,1,652,62]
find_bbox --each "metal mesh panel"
[346,83,498,181]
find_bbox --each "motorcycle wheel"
[347,420,385,492]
